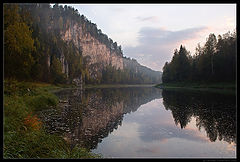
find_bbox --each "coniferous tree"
[162,31,236,84]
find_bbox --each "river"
[39,86,236,158]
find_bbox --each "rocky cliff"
[5,4,161,85]
[39,4,161,84]
[58,21,162,84]
[60,21,123,80]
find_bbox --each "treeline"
[101,64,160,84]
[4,3,88,84]
[162,31,236,84]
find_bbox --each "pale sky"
[59,3,236,71]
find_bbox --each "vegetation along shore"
[3,79,101,158]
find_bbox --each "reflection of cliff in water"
[39,87,162,149]
[162,89,236,144]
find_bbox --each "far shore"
[154,82,236,95]
[48,83,157,93]
[84,84,156,88]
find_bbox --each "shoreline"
[84,84,156,89]
[154,82,236,95]
[3,80,101,158]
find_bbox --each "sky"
[60,4,236,71]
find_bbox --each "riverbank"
[155,82,236,95]
[3,80,100,158]
[85,84,155,89]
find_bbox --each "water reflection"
[39,87,162,150]
[38,87,236,157]
[162,89,236,144]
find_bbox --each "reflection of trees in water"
[162,89,236,144]
[40,87,162,150]
[163,91,193,129]
[99,87,162,114]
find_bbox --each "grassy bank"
[3,79,100,159]
[155,82,236,95]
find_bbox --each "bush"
[4,80,100,158]
[25,92,58,112]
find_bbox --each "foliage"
[50,56,67,84]
[4,4,36,80]
[3,80,100,158]
[101,58,161,84]
[4,3,86,84]
[162,45,191,83]
[162,31,236,84]
[23,112,42,131]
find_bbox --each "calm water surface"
[39,86,236,158]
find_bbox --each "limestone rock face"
[60,22,123,79]
[60,53,69,78]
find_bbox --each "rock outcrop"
[60,22,123,80]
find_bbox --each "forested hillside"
[162,31,236,84]
[4,3,162,85]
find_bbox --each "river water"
[39,86,236,158]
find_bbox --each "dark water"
[39,87,236,158]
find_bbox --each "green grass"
[155,82,236,95]
[3,79,101,159]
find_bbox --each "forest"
[4,3,161,85]
[162,31,236,84]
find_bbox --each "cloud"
[136,16,159,23]
[138,124,209,143]
[123,26,208,71]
